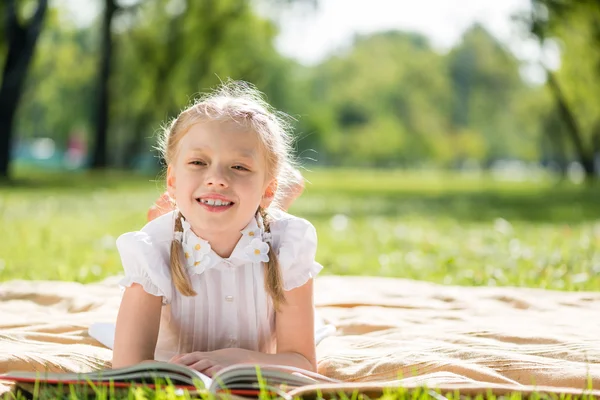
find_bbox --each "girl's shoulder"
[115,210,177,260]
[268,208,315,237]
[267,209,322,291]
[141,210,179,239]
[115,211,178,303]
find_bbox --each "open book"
[0,361,338,397]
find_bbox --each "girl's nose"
[205,166,228,187]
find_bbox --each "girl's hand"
[169,348,253,377]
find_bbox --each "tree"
[527,0,600,179]
[90,0,116,169]
[0,0,48,179]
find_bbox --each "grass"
[4,381,598,400]
[0,168,599,291]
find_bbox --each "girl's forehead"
[178,120,267,159]
[183,121,255,143]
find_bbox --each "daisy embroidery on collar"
[245,238,270,263]
[241,225,260,239]
[179,217,211,274]
[184,235,211,272]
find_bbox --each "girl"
[111,81,324,376]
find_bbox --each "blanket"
[1,275,599,397]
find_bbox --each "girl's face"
[167,120,276,239]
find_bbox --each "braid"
[259,207,286,310]
[170,211,197,296]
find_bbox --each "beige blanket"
[1,276,599,396]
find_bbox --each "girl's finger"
[189,359,213,373]
[203,365,223,377]
[171,352,204,365]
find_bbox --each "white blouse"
[116,209,323,362]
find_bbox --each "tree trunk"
[545,70,596,180]
[90,0,117,169]
[0,0,48,180]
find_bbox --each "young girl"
[111,81,324,376]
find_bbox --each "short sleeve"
[276,217,323,291]
[116,231,174,304]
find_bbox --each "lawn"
[0,168,599,291]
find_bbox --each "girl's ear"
[166,165,176,198]
[260,179,278,209]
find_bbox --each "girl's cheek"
[185,170,204,181]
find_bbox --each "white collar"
[177,214,271,276]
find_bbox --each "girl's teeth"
[201,199,231,206]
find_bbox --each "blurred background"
[0,0,599,288]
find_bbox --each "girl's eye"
[189,160,206,166]
[232,165,249,171]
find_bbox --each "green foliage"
[7,0,586,170]
[303,31,454,166]
[293,27,549,167]
[1,169,598,291]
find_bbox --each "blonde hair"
[158,80,298,309]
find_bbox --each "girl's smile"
[196,193,235,212]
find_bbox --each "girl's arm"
[273,277,317,370]
[170,279,317,374]
[112,283,163,368]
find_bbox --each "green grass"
[0,168,599,291]
[4,380,597,400]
